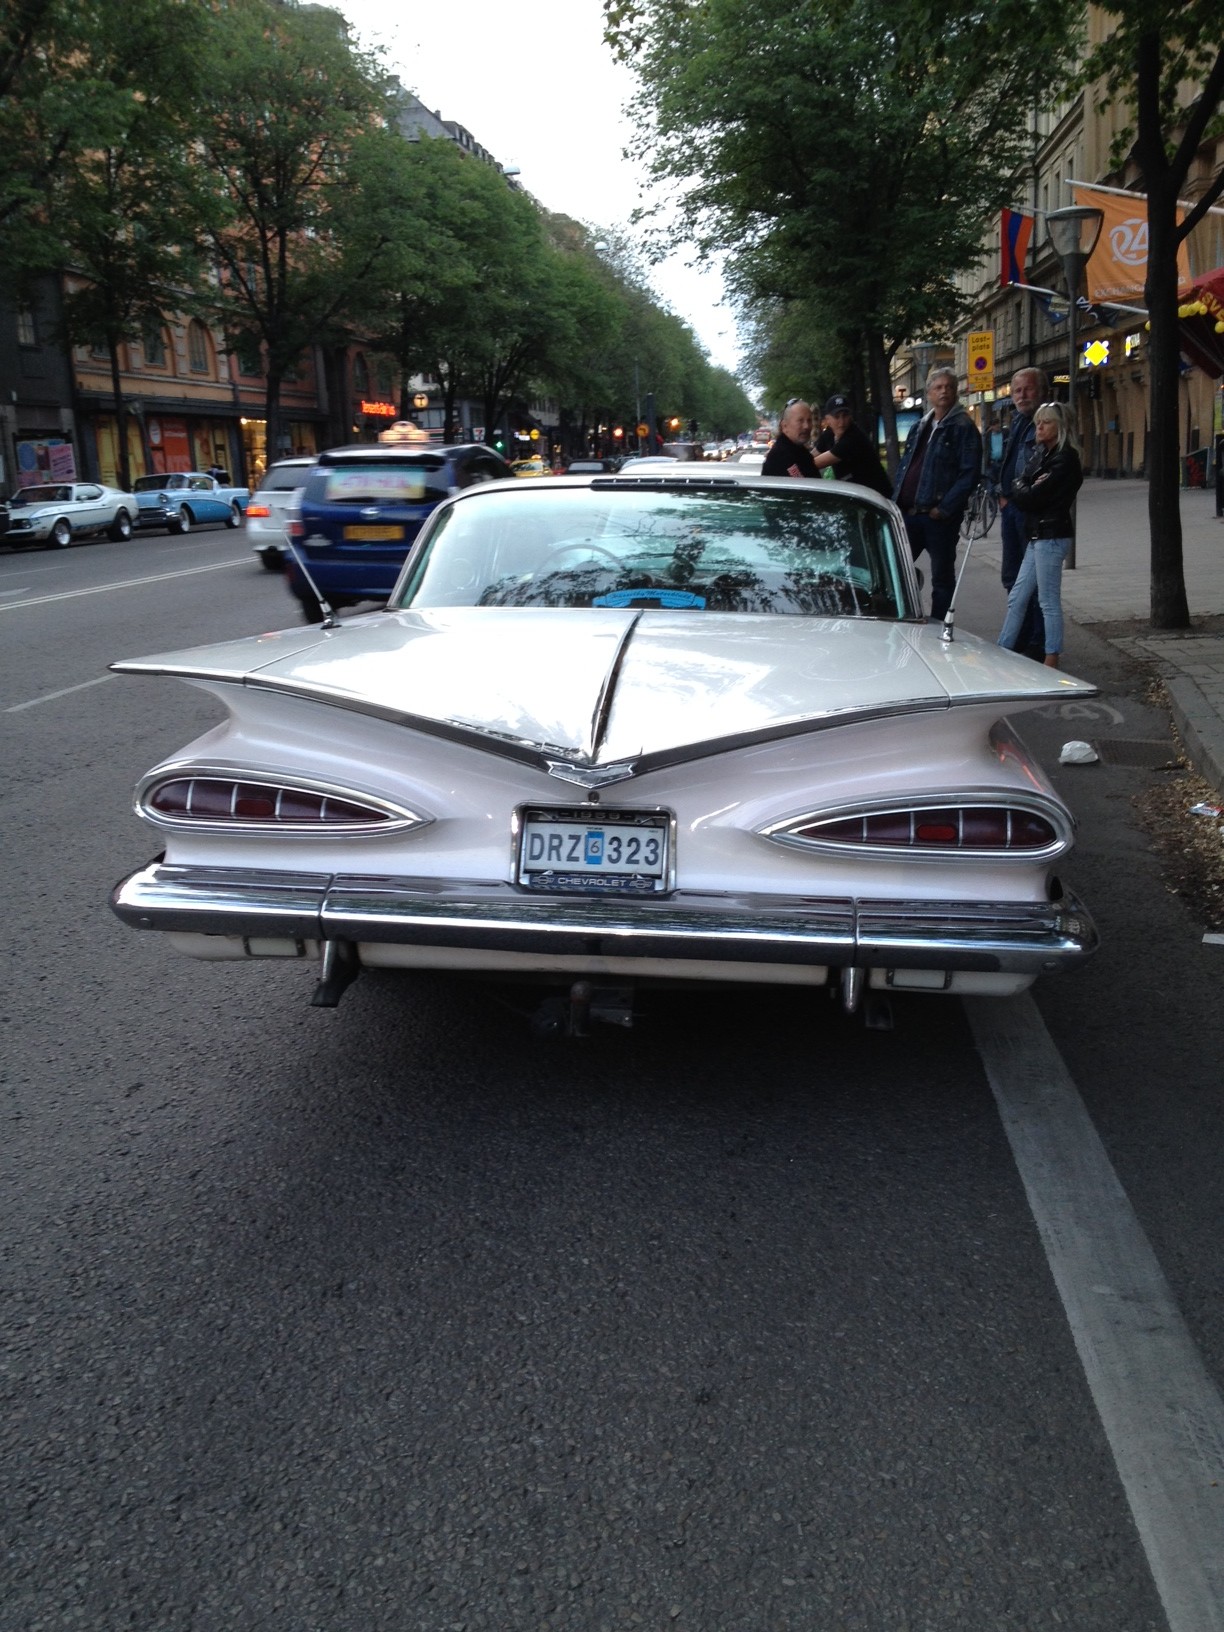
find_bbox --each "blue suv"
[286,442,513,621]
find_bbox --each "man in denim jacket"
[892,368,982,619]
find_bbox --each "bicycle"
[960,479,999,540]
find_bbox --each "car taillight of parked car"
[771,804,1064,855]
[142,775,426,833]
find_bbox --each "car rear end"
[285,448,451,617]
[246,458,315,570]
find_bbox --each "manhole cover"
[1092,738,1180,768]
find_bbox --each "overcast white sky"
[335,0,743,376]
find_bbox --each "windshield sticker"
[325,469,429,502]
[593,588,707,609]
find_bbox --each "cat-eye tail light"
[764,797,1070,861]
[138,770,428,835]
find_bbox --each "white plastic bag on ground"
[1059,740,1100,765]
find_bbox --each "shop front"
[240,417,320,482]
[12,432,77,488]
[87,406,244,488]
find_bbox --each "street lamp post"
[1046,205,1104,567]
[910,340,940,394]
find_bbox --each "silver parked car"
[246,457,316,571]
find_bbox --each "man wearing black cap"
[812,395,893,496]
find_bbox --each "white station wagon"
[111,467,1098,1032]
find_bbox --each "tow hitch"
[530,981,636,1038]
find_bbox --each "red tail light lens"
[778,804,1061,853]
[246,502,272,517]
[287,519,304,539]
[144,776,418,831]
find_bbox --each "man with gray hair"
[996,366,1047,655]
[762,399,817,478]
[891,367,982,620]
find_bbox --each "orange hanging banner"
[1071,181,1190,303]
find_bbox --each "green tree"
[341,130,483,422]
[607,0,1082,465]
[1084,1,1224,629]
[195,0,390,457]
[45,0,213,490]
[1,0,137,275]
[740,298,859,419]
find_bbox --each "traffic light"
[667,416,681,433]
[492,434,506,452]
[688,418,698,438]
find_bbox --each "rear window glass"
[14,486,66,503]
[258,464,313,492]
[394,486,911,619]
[308,459,448,506]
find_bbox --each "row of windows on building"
[18,303,409,404]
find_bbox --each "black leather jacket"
[1010,442,1083,539]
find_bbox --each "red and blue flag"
[1000,208,1033,287]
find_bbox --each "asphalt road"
[2,525,1221,1632]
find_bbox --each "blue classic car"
[132,471,249,534]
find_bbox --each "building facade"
[0,280,79,493]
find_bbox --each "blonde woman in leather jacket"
[997,402,1083,668]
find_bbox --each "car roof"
[316,442,495,462]
[457,467,900,511]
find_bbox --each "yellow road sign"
[967,330,994,393]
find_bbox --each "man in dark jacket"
[762,399,817,477]
[892,368,982,619]
[811,394,893,496]
[995,366,1045,654]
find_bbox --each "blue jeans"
[904,511,959,620]
[998,537,1070,655]
[1000,501,1045,651]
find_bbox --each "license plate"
[518,807,670,894]
[344,524,403,541]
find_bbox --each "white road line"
[967,995,1224,1632]
[6,674,115,713]
[0,556,249,611]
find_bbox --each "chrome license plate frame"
[516,805,673,896]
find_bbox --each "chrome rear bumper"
[111,861,1098,975]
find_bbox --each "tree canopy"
[1,0,757,460]
[607,0,1083,460]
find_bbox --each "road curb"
[1164,674,1224,795]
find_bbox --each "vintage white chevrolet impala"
[111,469,1098,1029]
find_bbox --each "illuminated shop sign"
[1125,332,1142,357]
[360,399,397,417]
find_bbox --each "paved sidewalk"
[975,478,1224,792]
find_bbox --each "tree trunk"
[865,329,899,475]
[398,295,412,418]
[1144,179,1191,629]
[264,366,284,468]
[442,367,459,441]
[108,338,131,492]
[851,341,869,437]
